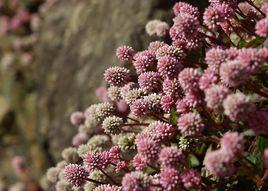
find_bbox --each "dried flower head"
[102,116,123,135]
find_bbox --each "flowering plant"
[46,0,268,190]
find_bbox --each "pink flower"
[203,4,234,30]
[116,45,135,63]
[255,18,268,38]
[160,167,182,191]
[205,85,230,112]
[70,111,85,126]
[130,98,149,116]
[161,95,176,113]
[72,133,89,147]
[177,112,204,136]
[238,48,263,73]
[122,171,152,191]
[176,99,191,114]
[157,56,182,79]
[159,146,185,168]
[104,67,130,87]
[163,78,181,97]
[95,87,110,102]
[148,41,167,53]
[204,150,236,177]
[155,45,185,60]
[179,68,202,92]
[83,151,111,171]
[138,72,161,93]
[172,13,200,39]
[220,60,249,87]
[199,68,219,90]
[264,149,268,168]
[181,169,201,190]
[173,2,200,17]
[146,121,175,142]
[184,90,204,108]
[205,47,227,70]
[223,92,256,121]
[135,133,161,163]
[63,164,89,187]
[221,132,244,160]
[133,154,147,171]
[133,50,157,74]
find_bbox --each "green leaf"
[242,130,255,137]
[237,39,247,48]
[246,36,266,48]
[251,136,268,171]
[187,154,200,167]
[169,108,178,125]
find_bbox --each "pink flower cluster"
[46,1,268,190]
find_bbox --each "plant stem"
[86,178,105,185]
[246,0,266,17]
[99,168,119,186]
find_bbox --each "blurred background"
[1,0,264,190]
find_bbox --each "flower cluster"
[46,1,268,190]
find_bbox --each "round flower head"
[205,47,227,70]
[122,88,146,105]
[145,19,169,37]
[101,116,123,135]
[55,180,72,191]
[261,3,268,15]
[258,47,268,63]
[138,72,161,93]
[181,169,201,190]
[205,85,230,112]
[159,146,185,168]
[255,18,268,38]
[107,86,121,102]
[62,147,79,163]
[184,90,204,108]
[238,48,263,73]
[203,4,234,30]
[155,45,185,60]
[221,132,244,160]
[172,13,200,39]
[223,92,256,121]
[176,99,191,114]
[143,93,162,114]
[133,154,147,171]
[95,87,110,102]
[157,56,182,79]
[173,2,200,17]
[104,67,130,87]
[199,67,219,90]
[209,0,238,8]
[116,45,135,63]
[204,150,236,177]
[133,50,157,74]
[83,151,111,171]
[161,95,175,113]
[46,167,60,183]
[148,41,167,53]
[72,133,89,147]
[130,98,149,116]
[94,102,116,123]
[177,112,205,136]
[70,111,85,126]
[220,60,249,87]
[135,132,161,163]
[63,164,89,187]
[264,149,268,168]
[179,68,202,92]
[163,78,181,97]
[120,82,138,97]
[146,121,175,142]
[122,171,152,191]
[248,111,268,133]
[93,184,121,191]
[160,167,182,191]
